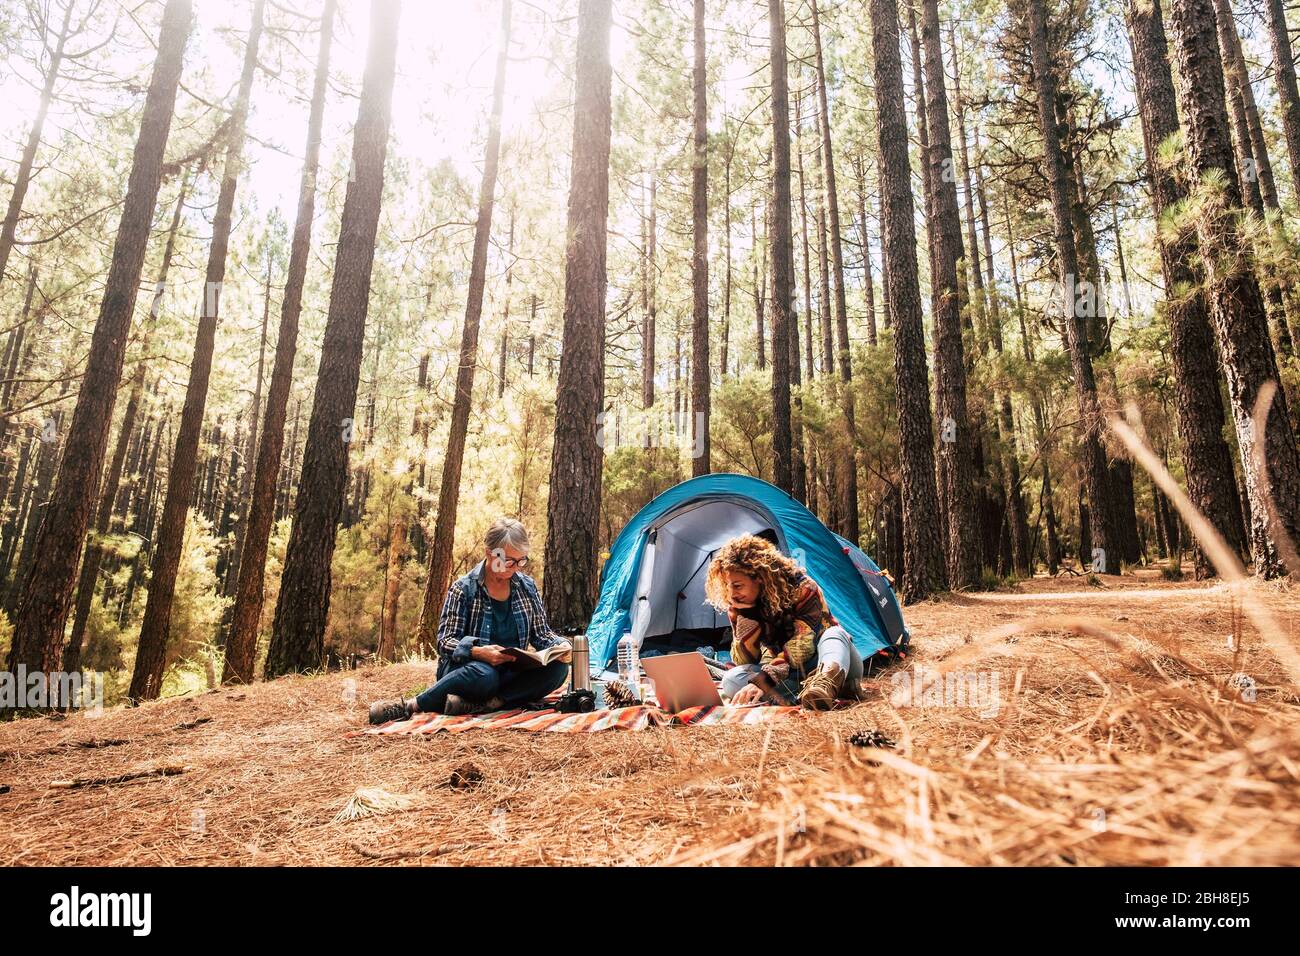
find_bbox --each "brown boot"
[798,661,845,710]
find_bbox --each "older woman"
[704,534,864,709]
[368,517,570,723]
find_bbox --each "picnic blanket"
[349,699,802,736]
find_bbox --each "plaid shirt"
[434,560,563,678]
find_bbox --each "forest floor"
[2,568,1298,866]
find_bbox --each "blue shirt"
[489,595,521,648]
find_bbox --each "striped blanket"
[351,697,802,736]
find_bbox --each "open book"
[501,641,572,669]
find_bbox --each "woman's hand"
[731,683,765,706]
[472,644,513,666]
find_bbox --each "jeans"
[414,660,570,713]
[720,625,863,704]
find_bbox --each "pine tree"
[869,0,947,601]
[542,0,613,633]
[6,0,194,684]
[263,0,402,677]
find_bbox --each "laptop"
[641,652,723,712]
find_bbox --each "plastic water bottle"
[616,633,640,698]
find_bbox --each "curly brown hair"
[704,534,804,620]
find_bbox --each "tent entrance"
[628,496,786,656]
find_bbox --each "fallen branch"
[49,765,190,790]
[349,840,479,861]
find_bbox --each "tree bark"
[542,0,613,634]
[1023,0,1118,574]
[1211,0,1277,209]
[220,242,273,617]
[1265,0,1300,203]
[414,0,512,653]
[642,171,657,407]
[869,0,947,601]
[810,0,859,540]
[129,0,265,700]
[1166,0,1300,577]
[6,0,193,684]
[1124,0,1247,574]
[921,0,979,588]
[262,0,401,678]
[222,0,334,682]
[65,173,190,672]
[691,0,710,476]
[768,0,795,494]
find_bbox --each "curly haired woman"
[704,533,864,709]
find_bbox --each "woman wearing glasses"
[367,517,571,722]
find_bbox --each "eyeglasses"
[490,550,530,570]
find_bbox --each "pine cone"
[848,729,896,749]
[602,678,639,709]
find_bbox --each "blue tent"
[585,473,909,669]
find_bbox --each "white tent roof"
[629,497,784,643]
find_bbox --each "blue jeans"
[720,626,863,704]
[415,660,570,713]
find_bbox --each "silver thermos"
[570,635,590,691]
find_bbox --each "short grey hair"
[485,517,530,553]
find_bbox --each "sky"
[0,0,641,232]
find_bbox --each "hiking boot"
[841,675,868,702]
[368,697,415,725]
[798,662,845,710]
[442,694,488,716]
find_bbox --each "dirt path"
[1,574,1297,866]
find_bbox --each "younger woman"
[704,534,863,709]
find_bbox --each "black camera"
[555,689,596,713]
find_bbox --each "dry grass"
[0,570,1296,866]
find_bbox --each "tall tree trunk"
[642,171,656,407]
[0,2,73,287]
[415,0,512,653]
[129,0,265,700]
[972,129,1031,575]
[811,0,859,542]
[753,206,766,371]
[542,0,613,634]
[855,155,878,347]
[498,210,515,398]
[262,0,401,678]
[1210,0,1278,208]
[796,90,815,381]
[1023,0,1118,574]
[816,192,841,532]
[0,267,39,513]
[221,242,273,612]
[1209,0,1292,362]
[6,407,63,614]
[1265,0,1300,203]
[949,22,986,337]
[1124,0,1248,575]
[6,0,193,683]
[223,0,335,682]
[65,173,190,672]
[920,0,979,589]
[722,145,733,377]
[768,0,795,494]
[690,0,710,476]
[905,1,936,284]
[1166,0,1300,577]
[870,0,947,601]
